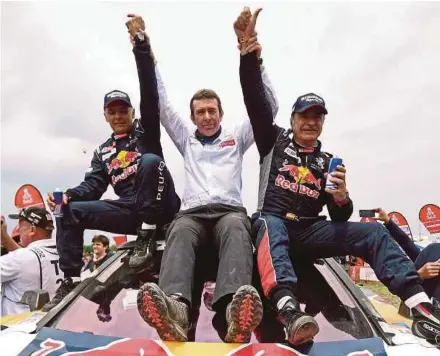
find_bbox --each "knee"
[368,222,389,239]
[222,213,250,233]
[61,201,86,224]
[166,217,200,246]
[138,153,164,169]
[419,243,440,262]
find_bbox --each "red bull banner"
[113,235,127,247]
[20,327,387,356]
[14,184,45,209]
[388,211,413,240]
[419,204,440,235]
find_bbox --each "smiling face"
[190,89,223,137]
[92,241,106,258]
[104,101,134,135]
[291,106,325,146]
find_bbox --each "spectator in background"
[1,217,21,255]
[1,207,63,316]
[83,235,114,273]
[375,207,440,301]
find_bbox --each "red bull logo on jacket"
[106,150,141,185]
[276,160,322,199]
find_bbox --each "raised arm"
[126,15,163,158]
[236,8,277,159]
[133,41,163,157]
[239,52,277,159]
[126,14,188,156]
[155,66,189,156]
[236,60,279,154]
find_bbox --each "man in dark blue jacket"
[43,33,181,311]
[375,208,440,301]
[238,8,440,346]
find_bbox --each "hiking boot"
[412,301,440,345]
[42,278,79,312]
[225,285,263,343]
[137,283,189,341]
[129,228,156,269]
[279,298,319,345]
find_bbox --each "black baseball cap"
[103,90,132,108]
[9,207,54,231]
[291,93,328,115]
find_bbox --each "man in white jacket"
[126,9,277,343]
[1,207,63,316]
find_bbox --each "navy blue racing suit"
[239,52,425,309]
[57,42,180,277]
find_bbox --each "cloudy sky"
[1,1,440,244]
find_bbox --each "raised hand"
[233,7,263,57]
[233,7,261,41]
[126,14,145,37]
[126,14,149,45]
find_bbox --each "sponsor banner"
[112,235,127,247]
[388,211,413,240]
[14,184,45,209]
[19,327,387,356]
[419,204,440,235]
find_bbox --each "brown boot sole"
[225,286,263,343]
[288,315,320,345]
[137,283,188,342]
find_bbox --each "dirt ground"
[356,281,402,309]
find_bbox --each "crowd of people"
[1,5,440,347]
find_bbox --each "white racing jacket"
[155,66,278,211]
[0,239,63,316]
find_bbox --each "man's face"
[18,220,34,247]
[93,242,106,256]
[191,98,223,136]
[104,101,134,135]
[292,106,325,144]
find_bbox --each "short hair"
[190,89,223,117]
[92,234,110,247]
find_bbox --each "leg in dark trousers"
[129,153,181,268]
[251,213,297,302]
[134,153,180,225]
[211,211,254,341]
[414,243,440,300]
[57,198,138,277]
[291,220,425,302]
[159,215,209,304]
[212,210,253,307]
[251,255,286,343]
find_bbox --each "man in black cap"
[1,207,62,316]
[237,11,440,346]
[44,46,181,311]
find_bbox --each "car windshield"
[50,251,374,342]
